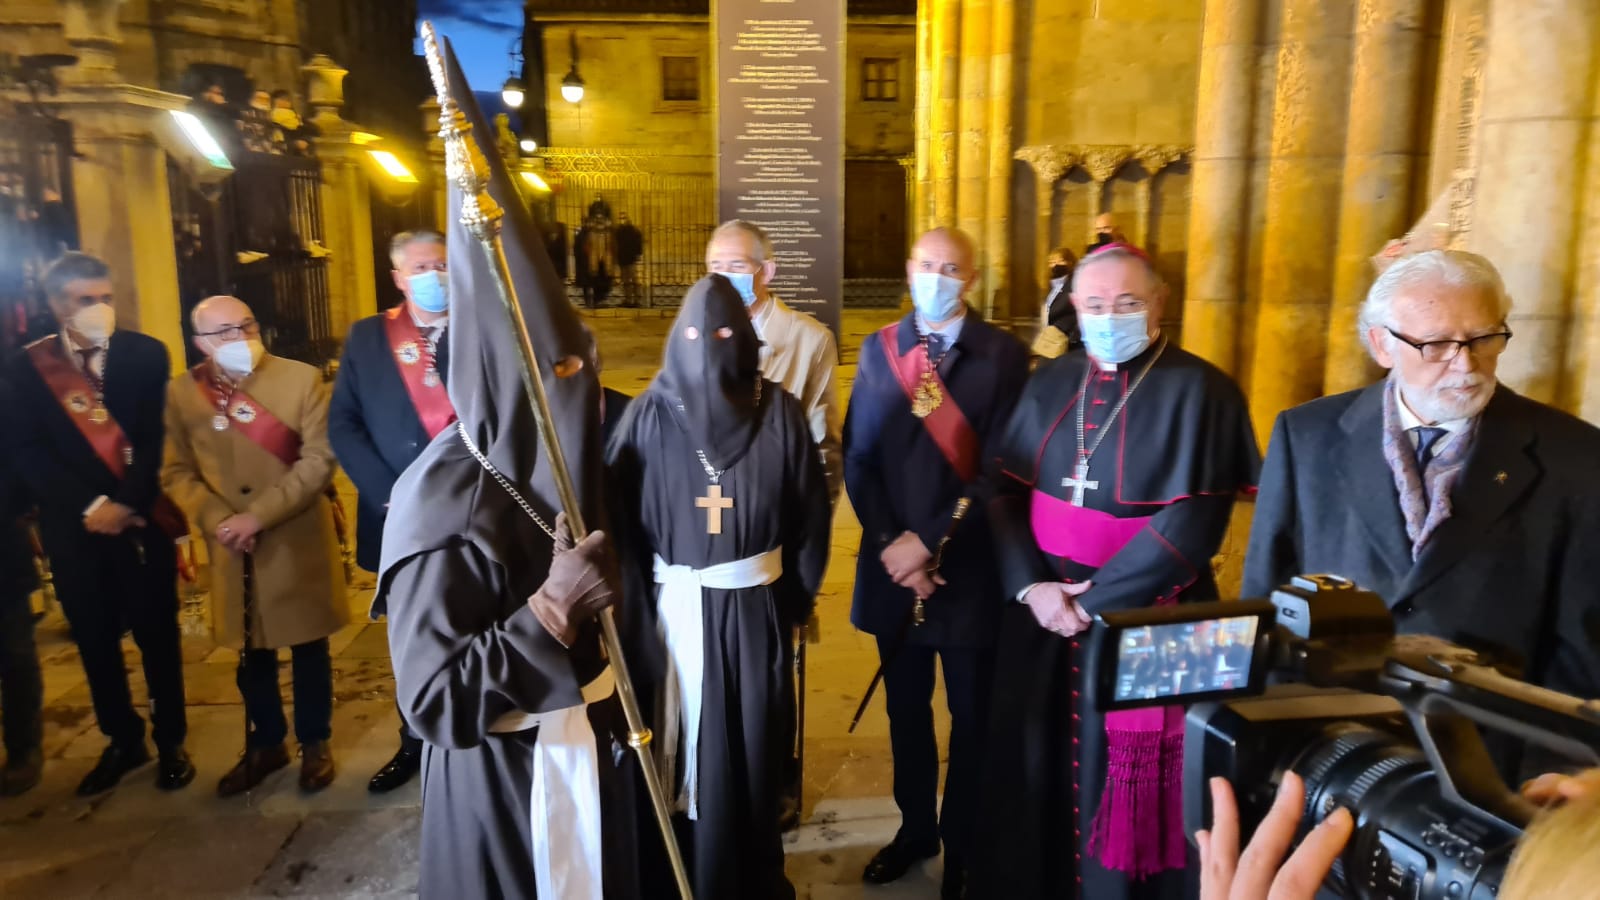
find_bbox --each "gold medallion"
[88,406,110,425]
[423,369,441,388]
[910,372,943,419]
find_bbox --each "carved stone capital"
[1133,144,1188,174]
[1014,144,1076,185]
[1077,146,1132,183]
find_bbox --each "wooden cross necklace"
[690,378,762,535]
[1065,336,1166,506]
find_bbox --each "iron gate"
[0,113,78,355]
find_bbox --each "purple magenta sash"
[1030,489,1151,566]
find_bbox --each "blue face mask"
[408,271,449,313]
[910,272,965,322]
[722,272,758,306]
[1078,311,1151,364]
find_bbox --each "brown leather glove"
[528,512,619,647]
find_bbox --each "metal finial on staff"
[420,22,693,899]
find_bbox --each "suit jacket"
[328,312,451,571]
[757,296,843,503]
[845,312,1030,647]
[162,355,350,649]
[4,330,170,562]
[0,382,38,596]
[1243,382,1600,701]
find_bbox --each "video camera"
[1095,575,1600,900]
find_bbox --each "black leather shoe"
[367,744,421,794]
[862,837,941,884]
[941,854,967,900]
[76,742,152,796]
[1,748,43,797]
[156,747,196,791]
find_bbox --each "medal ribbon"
[877,323,979,483]
[190,365,303,468]
[27,336,131,479]
[384,306,457,439]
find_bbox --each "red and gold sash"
[384,307,456,439]
[191,364,303,467]
[877,323,978,483]
[28,336,190,540]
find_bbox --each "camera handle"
[1382,644,1600,832]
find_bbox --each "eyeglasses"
[1079,299,1148,316]
[197,319,261,341]
[1385,326,1512,363]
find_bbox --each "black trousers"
[237,638,332,748]
[49,527,187,750]
[0,579,43,758]
[876,636,995,861]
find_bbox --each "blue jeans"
[236,638,332,748]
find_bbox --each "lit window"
[662,56,699,102]
[862,58,899,102]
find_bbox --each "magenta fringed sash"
[1031,490,1188,878]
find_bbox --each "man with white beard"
[1244,250,1600,722]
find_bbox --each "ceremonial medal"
[212,414,229,432]
[231,402,257,424]
[911,372,943,419]
[396,341,421,366]
[422,369,441,388]
[88,406,110,425]
[66,391,92,415]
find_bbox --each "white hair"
[389,229,445,269]
[1358,250,1512,359]
[708,219,774,262]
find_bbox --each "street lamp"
[560,31,585,104]
[501,37,526,108]
[519,137,538,153]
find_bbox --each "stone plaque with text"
[715,0,844,336]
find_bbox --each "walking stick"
[239,551,257,795]
[420,24,692,899]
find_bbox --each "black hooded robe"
[607,277,832,900]
[969,340,1260,900]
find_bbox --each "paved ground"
[0,307,970,898]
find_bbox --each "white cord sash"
[487,666,616,900]
[651,547,783,820]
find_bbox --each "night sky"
[414,0,525,99]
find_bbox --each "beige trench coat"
[161,355,349,649]
[753,296,843,502]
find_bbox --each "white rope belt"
[652,547,783,820]
[487,666,616,900]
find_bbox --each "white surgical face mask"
[722,272,758,306]
[71,303,116,344]
[408,270,449,313]
[213,338,265,377]
[1078,311,1151,364]
[910,272,965,322]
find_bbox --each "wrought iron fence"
[0,114,78,355]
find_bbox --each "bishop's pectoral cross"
[1063,460,1099,507]
[696,484,735,535]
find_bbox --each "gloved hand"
[528,512,619,647]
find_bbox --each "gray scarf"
[1380,380,1477,560]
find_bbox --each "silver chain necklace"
[1075,335,1167,464]
[456,421,557,540]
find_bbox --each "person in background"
[0,383,44,796]
[616,213,645,308]
[329,229,455,794]
[1086,212,1124,254]
[1031,246,1079,361]
[162,295,349,797]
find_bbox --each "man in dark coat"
[845,227,1029,898]
[0,387,45,796]
[1244,250,1600,720]
[4,252,195,797]
[970,244,1259,900]
[330,228,455,793]
[615,214,644,308]
[375,36,641,899]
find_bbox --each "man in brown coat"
[161,295,350,796]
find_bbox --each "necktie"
[926,332,946,357]
[1411,426,1447,468]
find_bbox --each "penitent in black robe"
[607,385,831,900]
[969,339,1259,900]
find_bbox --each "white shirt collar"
[60,328,108,355]
[410,307,448,331]
[917,308,967,345]
[1393,380,1471,436]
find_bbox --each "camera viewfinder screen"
[1112,616,1259,703]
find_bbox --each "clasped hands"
[215,513,263,554]
[1024,580,1094,637]
[83,500,144,536]
[881,531,942,600]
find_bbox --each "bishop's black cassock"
[606,276,831,900]
[970,338,1259,900]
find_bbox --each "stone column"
[1080,146,1128,245]
[956,0,993,273]
[1324,0,1429,396]
[1246,0,1355,441]
[303,56,378,335]
[1466,0,1599,405]
[897,155,917,251]
[1132,145,1184,252]
[1016,145,1072,312]
[914,0,934,233]
[1182,0,1265,375]
[1571,98,1600,422]
[58,0,124,86]
[984,0,1015,320]
[421,98,447,233]
[931,0,962,224]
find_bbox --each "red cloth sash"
[383,307,456,439]
[28,337,190,541]
[1027,484,1186,878]
[191,365,302,467]
[877,324,978,482]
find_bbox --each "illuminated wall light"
[170,110,234,170]
[519,171,550,192]
[368,150,418,184]
[350,132,384,145]
[519,138,537,153]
